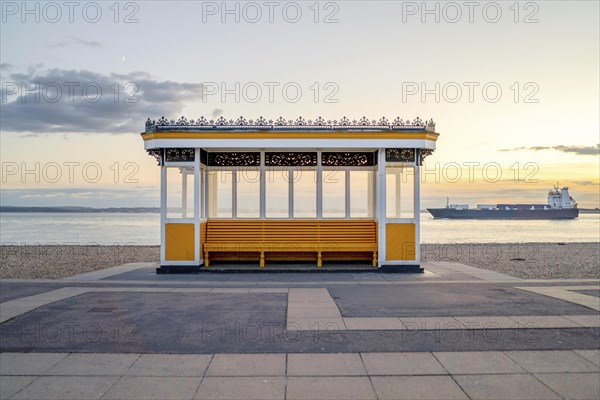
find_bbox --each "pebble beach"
[0,243,598,280]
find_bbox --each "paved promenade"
[1,262,599,399]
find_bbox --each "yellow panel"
[200,222,207,256]
[386,223,416,261]
[165,223,195,261]
[142,131,438,141]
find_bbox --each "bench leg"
[317,251,322,268]
[372,251,377,267]
[260,251,265,268]
[204,251,210,268]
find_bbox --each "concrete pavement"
[1,262,599,399]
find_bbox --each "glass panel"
[266,169,289,218]
[400,167,415,218]
[293,170,316,218]
[166,167,195,219]
[237,169,260,218]
[208,170,233,218]
[386,166,414,219]
[322,170,346,218]
[350,171,373,218]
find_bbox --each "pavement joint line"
[515,286,600,311]
[2,285,600,329]
[2,351,598,400]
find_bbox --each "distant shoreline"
[0,206,160,213]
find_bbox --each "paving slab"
[534,372,600,400]
[574,349,600,366]
[433,351,526,374]
[287,353,366,376]
[126,354,212,376]
[361,352,447,375]
[195,376,285,400]
[508,315,582,328]
[562,314,600,327]
[205,354,285,376]
[0,376,37,399]
[400,317,462,330]
[453,316,519,329]
[103,376,201,400]
[286,317,346,331]
[505,350,599,373]
[454,373,560,399]
[0,353,68,375]
[46,353,140,376]
[344,317,405,330]
[371,375,469,400]
[11,376,119,400]
[286,376,377,400]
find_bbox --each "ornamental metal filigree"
[418,149,434,165]
[265,152,317,166]
[386,148,415,163]
[147,149,163,166]
[321,152,376,167]
[165,148,195,162]
[144,116,436,133]
[207,152,260,166]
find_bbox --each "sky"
[1,0,598,208]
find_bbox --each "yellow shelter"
[141,116,438,272]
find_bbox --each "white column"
[232,170,238,219]
[194,149,201,264]
[377,149,387,265]
[260,151,266,219]
[345,169,351,219]
[316,150,323,219]
[414,161,421,265]
[160,165,167,265]
[182,169,188,218]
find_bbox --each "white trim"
[260,151,266,219]
[316,150,323,219]
[160,166,167,265]
[182,169,188,219]
[232,170,238,219]
[377,149,387,266]
[288,170,294,219]
[414,163,421,265]
[194,149,201,265]
[145,138,437,150]
[345,170,351,219]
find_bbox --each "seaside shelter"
[142,116,438,272]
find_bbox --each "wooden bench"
[203,220,378,267]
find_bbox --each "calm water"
[0,212,598,245]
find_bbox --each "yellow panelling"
[386,223,416,261]
[142,131,439,141]
[165,223,195,261]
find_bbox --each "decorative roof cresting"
[144,116,436,133]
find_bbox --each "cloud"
[211,108,223,118]
[49,36,103,48]
[499,144,600,156]
[1,67,206,134]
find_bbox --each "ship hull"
[427,208,579,220]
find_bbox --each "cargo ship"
[428,187,579,219]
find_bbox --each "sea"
[0,212,598,245]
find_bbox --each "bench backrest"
[206,220,377,243]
